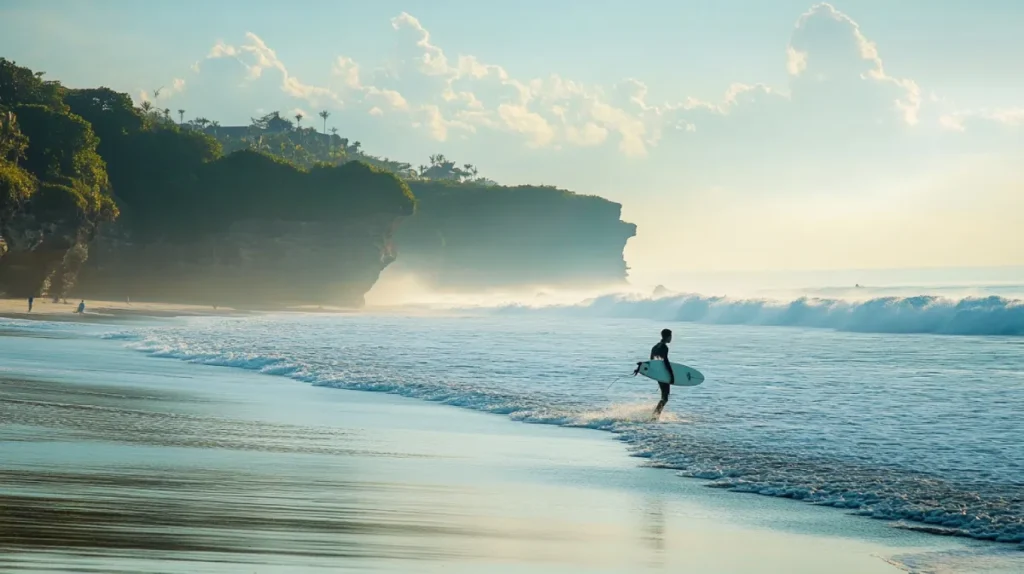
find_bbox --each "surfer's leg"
[653,382,670,417]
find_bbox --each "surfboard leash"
[606,363,643,391]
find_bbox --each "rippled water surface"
[77,312,1024,545]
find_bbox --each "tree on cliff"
[0,159,35,231]
[0,61,119,298]
[13,104,109,195]
[0,112,35,230]
[419,154,480,182]
[64,88,145,149]
[0,58,66,111]
[319,110,330,134]
[0,110,29,164]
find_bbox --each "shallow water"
[66,311,1024,548]
[3,324,936,574]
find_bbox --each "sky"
[2,0,1022,285]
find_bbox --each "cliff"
[393,181,637,290]
[0,60,414,307]
[0,61,118,298]
[76,216,399,308]
[203,122,639,291]
[73,150,415,308]
[2,58,635,305]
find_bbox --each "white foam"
[82,314,1024,550]
[493,293,1024,336]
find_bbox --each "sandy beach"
[0,297,242,322]
[1,313,1018,573]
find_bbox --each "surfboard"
[635,360,705,386]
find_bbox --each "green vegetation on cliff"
[0,58,415,304]
[0,60,118,297]
[1,55,634,304]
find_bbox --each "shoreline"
[2,313,1022,573]
[0,297,377,323]
[0,297,241,321]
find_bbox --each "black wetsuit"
[651,341,673,416]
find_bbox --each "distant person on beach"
[76,300,85,314]
[27,296,33,312]
[650,328,675,419]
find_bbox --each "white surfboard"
[635,360,705,386]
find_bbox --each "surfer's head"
[661,328,672,342]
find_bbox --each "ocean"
[40,287,1016,552]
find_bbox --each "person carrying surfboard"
[651,328,675,419]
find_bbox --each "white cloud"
[137,77,187,103]
[497,104,555,147]
[939,107,1024,131]
[565,122,609,146]
[333,56,362,89]
[367,87,409,110]
[390,12,450,76]
[786,47,808,76]
[415,104,474,141]
[789,2,921,125]
[164,3,1016,159]
[208,41,238,59]
[203,32,342,107]
[939,114,966,132]
[989,108,1024,126]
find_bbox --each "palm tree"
[210,120,220,135]
[139,101,154,113]
[329,127,339,150]
[350,140,361,154]
[163,108,171,121]
[294,113,303,129]
[177,109,185,125]
[319,110,330,134]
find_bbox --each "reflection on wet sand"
[0,377,587,572]
[0,467,523,564]
[642,496,666,568]
[2,378,399,457]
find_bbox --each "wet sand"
[0,321,1005,573]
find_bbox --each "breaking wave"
[494,294,1024,336]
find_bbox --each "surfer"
[651,328,675,419]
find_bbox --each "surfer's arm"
[664,357,674,384]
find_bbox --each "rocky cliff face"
[0,209,91,299]
[391,182,637,290]
[75,216,401,308]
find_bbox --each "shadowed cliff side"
[392,180,637,290]
[75,148,414,308]
[202,127,638,292]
